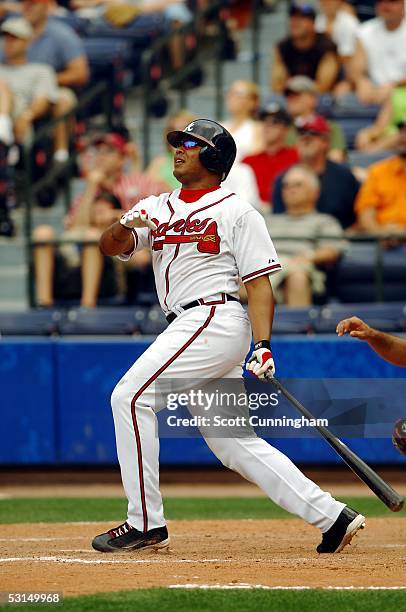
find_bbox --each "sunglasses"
[179,139,201,149]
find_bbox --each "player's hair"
[284,164,320,191]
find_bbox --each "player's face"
[173,139,208,182]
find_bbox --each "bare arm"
[271,47,289,94]
[357,208,382,233]
[57,57,89,87]
[0,79,12,115]
[99,221,134,256]
[245,275,275,343]
[336,317,406,367]
[315,52,340,93]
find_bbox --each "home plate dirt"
[1,519,405,596]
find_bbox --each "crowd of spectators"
[0,0,405,311]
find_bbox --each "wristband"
[254,340,270,351]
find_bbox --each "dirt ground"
[1,518,405,595]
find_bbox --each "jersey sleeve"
[116,196,156,261]
[233,209,281,283]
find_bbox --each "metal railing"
[21,81,111,306]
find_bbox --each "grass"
[1,588,405,612]
[0,496,403,524]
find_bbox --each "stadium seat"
[272,306,319,335]
[58,307,145,335]
[139,305,168,335]
[0,310,62,336]
[336,243,406,303]
[315,302,406,334]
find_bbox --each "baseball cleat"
[317,506,366,554]
[92,522,169,553]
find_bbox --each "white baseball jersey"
[120,186,281,313]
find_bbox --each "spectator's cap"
[296,114,330,136]
[396,120,406,130]
[289,3,316,20]
[1,18,33,40]
[93,133,128,154]
[258,103,292,125]
[285,76,318,95]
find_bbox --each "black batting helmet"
[167,119,237,180]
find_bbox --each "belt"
[166,293,240,324]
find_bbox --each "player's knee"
[205,438,234,469]
[111,379,129,414]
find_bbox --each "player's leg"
[95,303,250,549]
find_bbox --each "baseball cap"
[295,114,330,135]
[258,103,292,125]
[285,76,318,95]
[289,3,316,19]
[1,18,33,40]
[92,133,128,154]
[396,120,406,130]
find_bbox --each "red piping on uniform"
[130,306,217,531]
[162,193,235,308]
[242,263,281,282]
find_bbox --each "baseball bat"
[267,376,404,512]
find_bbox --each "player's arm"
[336,317,406,367]
[245,275,276,379]
[99,207,157,257]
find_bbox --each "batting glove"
[246,341,275,379]
[120,208,157,231]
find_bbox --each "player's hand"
[246,342,275,379]
[336,316,373,340]
[120,209,157,231]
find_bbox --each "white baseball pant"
[111,301,345,532]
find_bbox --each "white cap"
[1,18,33,40]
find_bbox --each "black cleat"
[317,506,366,554]
[92,521,169,553]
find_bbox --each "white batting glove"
[246,341,275,379]
[120,208,157,231]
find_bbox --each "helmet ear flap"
[199,145,223,176]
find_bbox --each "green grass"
[0,496,403,524]
[1,588,405,612]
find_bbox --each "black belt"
[166,294,240,324]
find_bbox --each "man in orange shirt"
[355,121,406,233]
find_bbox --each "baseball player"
[92,119,365,554]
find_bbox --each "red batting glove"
[246,341,275,379]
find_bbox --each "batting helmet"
[167,119,237,180]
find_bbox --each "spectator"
[271,2,340,94]
[349,0,406,104]
[315,0,359,92]
[20,0,90,161]
[355,121,406,233]
[33,132,167,306]
[0,17,58,237]
[284,75,347,162]
[146,109,197,190]
[223,79,263,161]
[355,91,406,152]
[265,164,346,306]
[33,192,123,308]
[272,115,359,229]
[242,103,298,208]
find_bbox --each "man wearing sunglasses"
[350,0,406,104]
[94,118,365,556]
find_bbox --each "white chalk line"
[169,584,406,591]
[0,537,83,542]
[0,556,233,565]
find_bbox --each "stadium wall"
[1,337,405,465]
